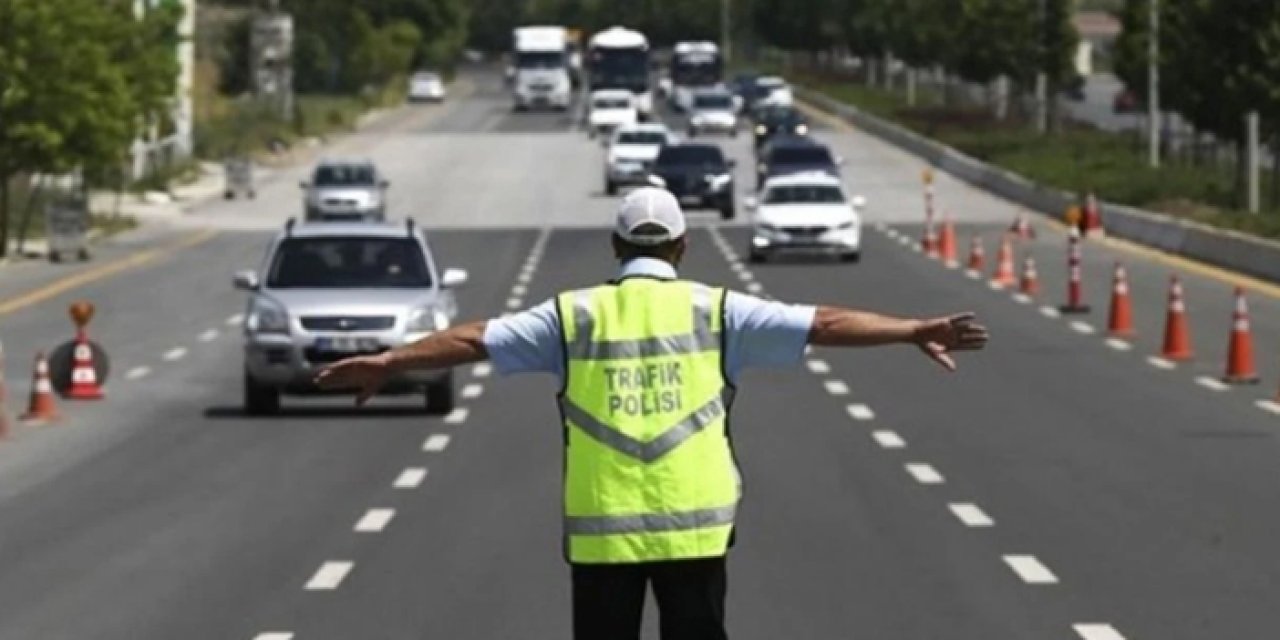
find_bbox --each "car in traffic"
[756,137,841,189]
[755,76,794,107]
[747,172,864,263]
[649,143,736,220]
[407,71,446,103]
[730,72,768,111]
[752,105,809,151]
[687,89,739,138]
[604,122,678,195]
[587,89,639,139]
[234,219,469,415]
[301,159,390,222]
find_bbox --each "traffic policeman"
[316,187,989,639]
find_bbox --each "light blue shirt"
[482,258,816,383]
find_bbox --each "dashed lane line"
[1195,376,1230,392]
[1040,306,1062,319]
[846,404,876,421]
[199,329,220,342]
[1070,321,1097,335]
[965,270,982,280]
[1073,624,1127,640]
[824,380,850,396]
[1003,555,1059,585]
[304,561,354,591]
[226,313,244,326]
[444,408,470,424]
[512,284,528,296]
[125,366,151,381]
[1011,293,1033,305]
[746,282,764,294]
[871,430,906,449]
[905,463,945,485]
[517,272,533,284]
[1255,399,1280,415]
[1147,356,1176,370]
[393,468,427,489]
[252,633,294,640]
[163,347,188,362]
[806,359,831,374]
[354,509,395,533]
[1105,338,1132,351]
[948,503,995,527]
[461,384,484,399]
[737,271,754,282]
[472,363,492,378]
[506,297,523,310]
[423,434,451,452]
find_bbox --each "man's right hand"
[911,312,989,372]
[314,353,393,405]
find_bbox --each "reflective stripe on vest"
[557,280,739,564]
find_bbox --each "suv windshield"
[617,131,667,145]
[657,145,724,166]
[267,237,431,289]
[760,109,803,127]
[770,147,833,165]
[314,165,376,187]
[694,94,733,109]
[764,185,845,204]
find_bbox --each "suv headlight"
[706,173,733,191]
[795,124,809,135]
[755,124,767,135]
[407,307,450,332]
[247,297,289,334]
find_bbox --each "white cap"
[615,187,687,245]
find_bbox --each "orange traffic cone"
[67,335,104,400]
[20,353,59,424]
[990,235,1016,288]
[1019,256,1040,296]
[922,221,939,259]
[1107,263,1134,337]
[1059,227,1091,313]
[939,214,958,267]
[1083,192,1104,237]
[1223,287,1259,384]
[966,236,986,274]
[1161,276,1194,361]
[1010,212,1035,240]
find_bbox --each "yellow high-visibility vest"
[556,278,739,563]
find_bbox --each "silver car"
[301,159,388,222]
[234,219,469,415]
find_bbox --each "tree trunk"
[16,175,45,255]
[0,174,10,259]
[1270,138,1279,211]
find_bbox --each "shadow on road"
[203,405,433,420]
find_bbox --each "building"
[128,0,197,181]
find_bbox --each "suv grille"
[301,316,396,331]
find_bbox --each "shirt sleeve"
[722,291,816,383]
[482,299,565,377]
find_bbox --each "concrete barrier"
[798,86,1280,284]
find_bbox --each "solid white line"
[422,434,451,452]
[806,359,831,374]
[746,282,764,294]
[444,408,470,424]
[824,380,850,395]
[461,384,484,399]
[304,561,354,590]
[1070,321,1096,335]
[1195,376,1229,392]
[1105,338,1132,351]
[846,404,875,421]
[1255,399,1280,415]
[354,508,395,533]
[512,284,528,296]
[1039,306,1061,319]
[1003,555,1059,584]
[473,363,492,378]
[199,329,220,342]
[226,313,244,326]
[393,467,427,488]
[252,634,295,640]
[163,347,188,362]
[125,366,151,381]
[1147,356,1176,370]
[948,503,995,527]
[1011,293,1032,304]
[872,430,906,449]
[1073,624,1127,640]
[506,297,523,310]
[905,463,944,484]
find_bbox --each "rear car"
[234,219,469,415]
[407,71,446,102]
[588,89,639,139]
[748,172,864,263]
[649,143,736,220]
[755,76,794,107]
[301,160,389,222]
[752,106,809,151]
[756,137,840,189]
[687,89,739,137]
[604,123,677,195]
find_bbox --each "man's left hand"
[912,312,989,372]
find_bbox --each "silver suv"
[233,219,468,415]
[301,159,388,222]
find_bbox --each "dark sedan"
[756,137,840,189]
[752,106,810,151]
[650,144,736,220]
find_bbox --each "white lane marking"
[253,634,295,640]
[1147,356,1176,370]
[905,463,944,484]
[949,503,995,527]
[1011,293,1032,304]
[163,347,188,362]
[806,359,831,374]
[846,404,875,421]
[1105,338,1132,351]
[393,467,427,488]
[517,271,533,284]
[873,222,887,232]
[1003,555,1059,584]
[824,380,850,395]
[987,281,1006,290]
[1255,399,1280,415]
[911,244,923,253]
[738,271,754,282]
[1070,321,1096,335]
[226,313,244,326]
[898,236,911,246]
[199,329,220,342]
[871,430,906,449]
[506,297,523,310]
[512,284,528,296]
[473,363,492,378]
[944,260,960,270]
[304,561,354,590]
[965,270,982,280]
[1195,376,1229,392]
[1039,306,1061,318]
[423,434,451,452]
[444,408,470,424]
[125,366,151,381]
[354,509,395,533]
[1073,624,1127,640]
[746,282,764,294]
[729,262,746,273]
[461,384,484,399]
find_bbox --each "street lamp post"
[1148,0,1160,168]
[721,0,732,63]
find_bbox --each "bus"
[670,41,723,112]
[588,26,652,121]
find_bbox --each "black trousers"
[571,556,729,640]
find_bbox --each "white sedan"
[407,71,446,102]
[747,172,865,263]
[604,123,678,195]
[587,90,639,139]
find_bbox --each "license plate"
[679,195,703,206]
[314,337,377,353]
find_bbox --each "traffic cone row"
[990,235,1017,289]
[21,353,60,424]
[967,237,986,274]
[939,213,958,267]
[2,306,109,440]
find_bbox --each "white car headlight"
[247,297,289,334]
[707,173,733,190]
[755,125,767,135]
[795,124,810,135]
[407,307,450,333]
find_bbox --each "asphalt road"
[1,68,1279,640]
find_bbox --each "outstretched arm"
[314,320,489,404]
[808,307,988,371]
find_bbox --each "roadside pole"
[1247,111,1260,214]
[1148,0,1161,168]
